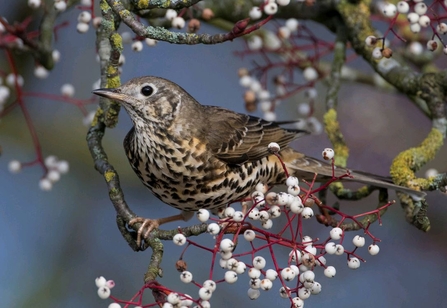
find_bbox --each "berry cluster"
[101,148,390,308]
[369,0,447,58]
[237,68,322,134]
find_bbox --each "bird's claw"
[129,217,160,247]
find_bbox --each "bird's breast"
[126,131,285,211]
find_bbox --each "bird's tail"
[280,148,426,199]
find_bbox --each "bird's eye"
[141,85,154,96]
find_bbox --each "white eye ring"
[140,83,157,97]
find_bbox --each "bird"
[93,76,426,244]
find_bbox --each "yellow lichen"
[104,170,115,182]
[110,33,123,48]
[323,108,349,167]
[91,107,103,127]
[99,0,110,12]
[390,128,443,189]
[137,0,149,9]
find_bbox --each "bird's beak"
[92,88,126,102]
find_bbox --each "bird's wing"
[202,106,307,165]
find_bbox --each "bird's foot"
[129,217,160,247]
[129,213,187,247]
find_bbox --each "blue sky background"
[1,2,447,308]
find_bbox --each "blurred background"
[1,2,447,308]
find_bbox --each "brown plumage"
[93,76,425,244]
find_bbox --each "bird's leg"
[241,201,250,215]
[129,211,192,246]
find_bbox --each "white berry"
[173,233,186,246]
[39,178,52,191]
[329,227,343,240]
[76,22,89,33]
[32,66,48,80]
[286,176,299,186]
[298,287,311,300]
[281,267,296,281]
[167,292,180,305]
[249,278,261,289]
[372,47,383,59]
[261,219,273,229]
[302,236,313,246]
[292,297,304,307]
[289,249,302,263]
[8,160,21,173]
[47,170,61,182]
[278,27,291,39]
[311,281,322,294]
[301,207,314,219]
[224,270,238,284]
[347,257,361,269]
[396,1,409,14]
[28,0,41,9]
[235,262,247,274]
[303,66,318,81]
[352,235,366,247]
[220,238,235,252]
[6,73,24,87]
[249,7,262,20]
[279,286,291,298]
[253,256,266,270]
[260,278,273,290]
[244,229,256,242]
[248,36,263,50]
[131,41,143,52]
[207,223,220,235]
[264,2,278,15]
[172,17,185,29]
[268,205,281,218]
[97,286,111,299]
[196,209,210,222]
[365,35,378,47]
[247,287,260,299]
[324,266,336,278]
[368,243,380,255]
[285,18,299,32]
[180,271,193,283]
[437,23,447,34]
[203,279,217,291]
[407,12,419,24]
[95,276,107,287]
[54,0,67,12]
[61,84,75,97]
[382,3,397,17]
[198,287,212,301]
[325,242,337,255]
[239,75,252,87]
[410,22,421,33]
[418,15,430,27]
[277,0,290,6]
[334,244,345,255]
[145,38,157,46]
[165,9,177,21]
[78,11,92,23]
[224,206,235,218]
[248,267,261,279]
[290,198,304,214]
[414,2,427,15]
[248,208,260,220]
[322,148,335,160]
[57,160,69,173]
[265,269,278,281]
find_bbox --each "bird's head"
[93,76,197,127]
